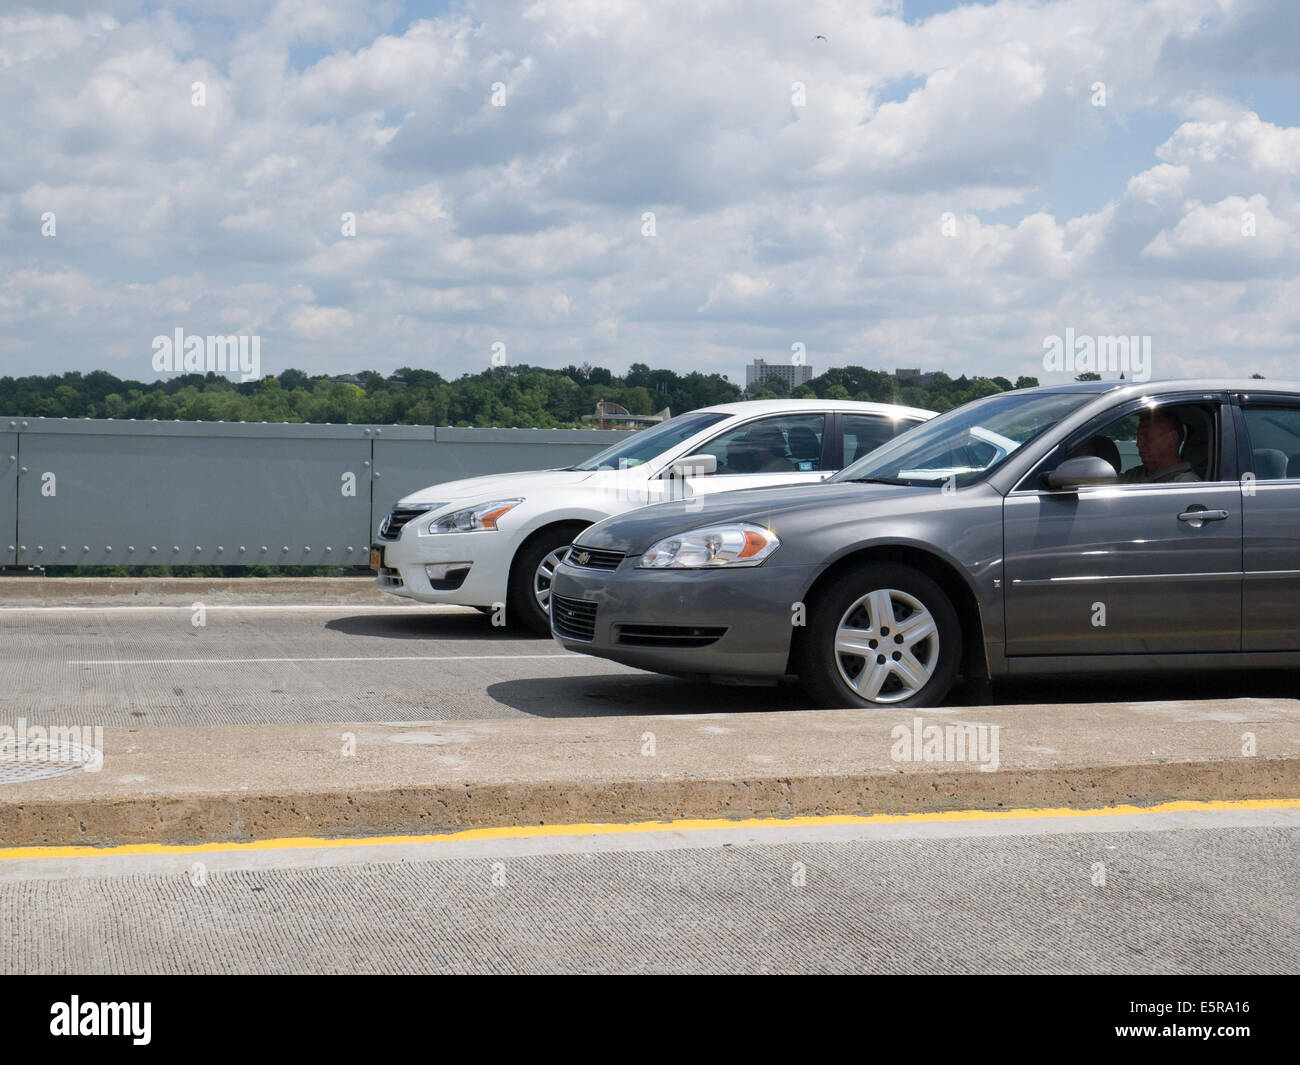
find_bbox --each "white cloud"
[0,0,1297,387]
[1143,194,1291,260]
[287,305,356,338]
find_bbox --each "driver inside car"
[1120,408,1200,483]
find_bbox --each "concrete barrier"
[0,576,393,606]
[2,707,1296,848]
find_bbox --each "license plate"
[369,547,383,571]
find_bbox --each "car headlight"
[637,523,779,568]
[427,499,522,533]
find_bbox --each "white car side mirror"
[664,453,717,477]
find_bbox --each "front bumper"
[548,555,805,680]
[370,529,515,606]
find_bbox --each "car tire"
[507,524,585,635]
[797,562,961,709]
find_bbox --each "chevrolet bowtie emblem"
[576,551,590,565]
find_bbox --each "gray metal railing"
[0,417,625,567]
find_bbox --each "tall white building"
[745,358,814,390]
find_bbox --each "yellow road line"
[2,797,1297,861]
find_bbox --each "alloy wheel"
[533,547,569,613]
[833,587,940,703]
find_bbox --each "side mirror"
[664,453,717,477]
[1044,455,1118,490]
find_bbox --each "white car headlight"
[637,523,780,569]
[427,499,522,534]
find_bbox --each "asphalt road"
[3,603,1295,976]
[3,603,1299,728]
[2,807,1295,974]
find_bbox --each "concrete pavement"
[3,807,1296,974]
[1,581,1297,850]
[3,596,1300,728]
[0,601,650,727]
[1,703,1295,847]
[2,581,1296,976]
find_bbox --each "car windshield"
[571,411,731,471]
[828,391,1094,487]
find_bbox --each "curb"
[1,707,1296,847]
[3,762,1297,849]
[0,577,395,606]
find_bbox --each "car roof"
[1013,378,1300,396]
[694,398,936,420]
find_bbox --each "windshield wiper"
[845,476,911,485]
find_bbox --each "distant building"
[893,368,938,386]
[745,358,813,390]
[328,372,374,386]
[582,400,671,429]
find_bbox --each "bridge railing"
[0,417,625,568]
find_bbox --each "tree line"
[0,363,1042,426]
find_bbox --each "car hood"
[400,468,597,506]
[576,481,941,555]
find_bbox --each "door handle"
[1177,506,1229,528]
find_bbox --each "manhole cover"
[0,738,103,783]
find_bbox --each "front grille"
[565,546,624,570]
[378,504,437,541]
[617,624,727,649]
[551,595,598,642]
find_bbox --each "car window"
[841,414,917,465]
[694,413,827,475]
[832,391,1092,488]
[1050,402,1218,485]
[1241,405,1300,480]
[573,410,730,471]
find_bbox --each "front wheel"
[507,525,585,635]
[796,563,961,708]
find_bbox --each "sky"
[0,0,1297,387]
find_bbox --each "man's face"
[1137,413,1180,469]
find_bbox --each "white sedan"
[371,398,935,632]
